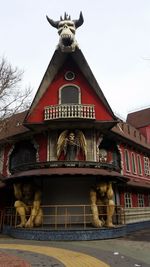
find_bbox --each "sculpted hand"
[25,219,34,228]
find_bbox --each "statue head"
[96,182,108,196]
[99,149,108,163]
[46,12,84,52]
[22,183,34,201]
[68,132,75,141]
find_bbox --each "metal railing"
[2,204,125,230]
[44,104,95,120]
[2,206,150,230]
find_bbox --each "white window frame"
[131,152,137,174]
[144,157,150,176]
[124,149,130,172]
[137,154,142,175]
[59,84,81,104]
[138,194,145,207]
[124,192,132,208]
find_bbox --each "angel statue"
[57,130,87,161]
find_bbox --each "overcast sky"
[0,0,150,120]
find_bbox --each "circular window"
[65,71,75,81]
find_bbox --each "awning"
[127,179,150,189]
[3,167,128,182]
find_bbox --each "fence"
[1,204,124,230]
[124,207,150,223]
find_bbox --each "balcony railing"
[44,104,95,120]
[10,160,121,174]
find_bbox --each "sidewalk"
[0,229,150,267]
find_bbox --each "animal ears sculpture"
[46,12,84,52]
[46,11,84,29]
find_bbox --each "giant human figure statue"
[90,182,115,228]
[14,182,43,228]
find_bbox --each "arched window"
[9,140,36,173]
[124,149,130,172]
[137,154,142,175]
[131,152,137,174]
[59,85,80,104]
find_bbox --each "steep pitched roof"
[126,107,150,128]
[25,47,117,123]
[0,111,29,142]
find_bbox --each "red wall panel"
[34,133,48,162]
[27,59,113,123]
[132,192,137,207]
[120,192,125,206]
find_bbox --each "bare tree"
[0,57,31,122]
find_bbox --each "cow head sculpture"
[46,12,84,52]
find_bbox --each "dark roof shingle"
[126,107,150,128]
[0,111,29,142]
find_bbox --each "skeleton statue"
[46,12,84,52]
[57,130,87,160]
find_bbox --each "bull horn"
[73,11,84,29]
[46,15,59,29]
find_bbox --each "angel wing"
[57,130,68,158]
[76,130,87,159]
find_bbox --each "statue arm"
[107,182,114,200]
[13,184,22,200]
[33,190,42,211]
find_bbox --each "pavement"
[0,229,150,267]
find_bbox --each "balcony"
[44,104,95,121]
[9,160,121,175]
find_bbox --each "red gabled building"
[0,13,150,240]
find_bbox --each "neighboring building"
[127,108,150,144]
[0,13,150,238]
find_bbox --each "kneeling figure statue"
[90,182,115,228]
[14,182,43,228]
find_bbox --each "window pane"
[61,86,79,104]
[137,155,142,175]
[138,194,144,207]
[125,150,130,171]
[144,157,150,176]
[131,153,136,173]
[124,192,132,208]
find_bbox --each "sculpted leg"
[34,208,43,227]
[90,190,103,228]
[106,200,115,227]
[14,200,28,227]
[25,208,43,228]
